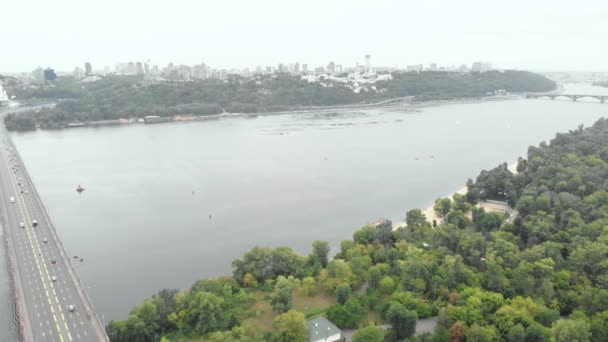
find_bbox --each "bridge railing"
[7,135,110,341]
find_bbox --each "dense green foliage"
[388,70,556,101]
[353,325,386,342]
[4,70,555,130]
[107,118,608,341]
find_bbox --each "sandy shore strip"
[393,161,520,229]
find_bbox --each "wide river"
[1,83,608,335]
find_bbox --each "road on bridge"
[0,123,108,341]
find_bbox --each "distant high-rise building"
[302,64,308,73]
[471,61,492,72]
[73,67,85,79]
[277,63,286,73]
[429,63,437,71]
[219,69,228,80]
[135,62,144,75]
[406,64,423,73]
[43,68,57,82]
[84,62,92,76]
[103,65,111,75]
[365,54,371,71]
[327,61,336,74]
[294,62,300,73]
[177,65,191,80]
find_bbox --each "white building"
[472,61,492,72]
[0,85,9,107]
[406,64,423,73]
[307,317,342,342]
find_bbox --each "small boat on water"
[76,185,85,193]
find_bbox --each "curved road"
[0,122,107,341]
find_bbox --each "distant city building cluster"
[19,57,497,93]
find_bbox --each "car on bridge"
[19,222,24,228]
[50,258,56,264]
[68,305,75,312]
[51,276,57,282]
[10,197,14,203]
[32,219,37,227]
[43,238,48,243]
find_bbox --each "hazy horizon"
[3,0,608,73]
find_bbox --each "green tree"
[508,324,526,342]
[170,291,228,335]
[271,276,294,314]
[326,297,368,329]
[406,209,428,228]
[379,276,396,294]
[335,283,351,305]
[466,323,498,342]
[301,276,317,296]
[353,325,385,342]
[311,240,330,267]
[387,302,418,340]
[526,323,550,342]
[553,319,591,342]
[274,310,307,342]
[434,198,452,217]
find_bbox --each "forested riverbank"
[2,70,555,131]
[105,118,608,341]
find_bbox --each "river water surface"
[1,84,608,334]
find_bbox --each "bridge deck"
[0,122,108,341]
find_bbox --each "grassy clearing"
[241,291,276,331]
[242,284,338,332]
[293,284,336,317]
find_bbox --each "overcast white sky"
[2,0,608,72]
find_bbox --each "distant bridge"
[526,93,607,103]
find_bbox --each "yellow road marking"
[4,149,66,340]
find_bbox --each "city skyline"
[3,0,608,73]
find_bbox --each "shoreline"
[393,160,520,229]
[8,94,522,132]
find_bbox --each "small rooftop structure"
[368,218,391,228]
[307,317,342,342]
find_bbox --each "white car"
[43,238,48,243]
[10,197,14,203]
[19,222,24,228]
[32,220,37,227]
[24,190,28,194]
[51,276,57,282]
[68,305,75,312]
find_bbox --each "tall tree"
[553,319,591,342]
[311,240,330,267]
[274,310,308,342]
[353,325,385,342]
[271,276,294,313]
[387,302,418,340]
[334,283,351,305]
